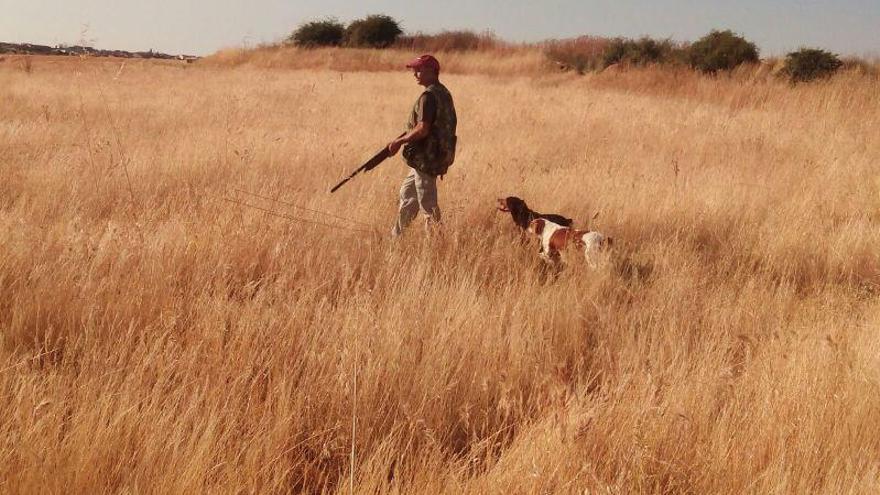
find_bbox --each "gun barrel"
[330,175,355,193]
[330,133,405,194]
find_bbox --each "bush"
[543,36,610,74]
[687,30,759,73]
[602,37,678,68]
[782,48,843,83]
[345,14,402,48]
[288,18,345,48]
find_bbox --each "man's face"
[413,67,437,86]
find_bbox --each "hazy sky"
[3,0,878,57]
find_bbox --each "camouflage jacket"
[403,82,457,176]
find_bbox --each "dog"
[527,218,613,266]
[496,196,573,230]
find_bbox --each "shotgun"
[330,132,406,193]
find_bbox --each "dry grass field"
[2,52,880,494]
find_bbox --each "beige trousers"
[392,168,440,236]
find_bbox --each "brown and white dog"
[527,218,613,266]
[497,196,573,230]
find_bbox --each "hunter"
[387,54,458,237]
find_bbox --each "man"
[387,54,457,237]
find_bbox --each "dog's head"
[497,196,527,213]
[498,196,533,228]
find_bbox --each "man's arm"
[388,93,437,155]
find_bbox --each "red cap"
[405,54,440,72]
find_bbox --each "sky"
[2,0,878,57]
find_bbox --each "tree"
[345,15,402,48]
[687,30,759,73]
[781,48,842,83]
[288,18,345,48]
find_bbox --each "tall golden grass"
[1,52,879,493]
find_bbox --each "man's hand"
[387,139,403,155]
[387,121,430,156]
